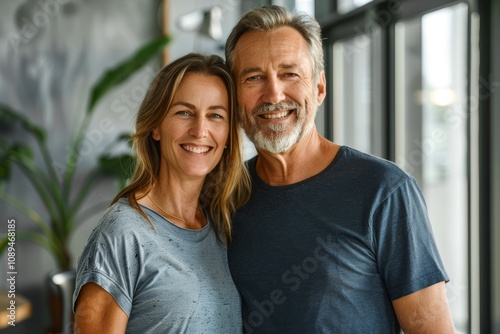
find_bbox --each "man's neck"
[255,129,340,186]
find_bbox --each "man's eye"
[283,73,298,78]
[246,75,263,82]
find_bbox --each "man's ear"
[316,71,326,105]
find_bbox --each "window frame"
[317,0,495,332]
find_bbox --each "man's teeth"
[262,111,289,119]
[183,145,210,153]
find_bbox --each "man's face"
[232,26,325,154]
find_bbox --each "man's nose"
[262,77,286,104]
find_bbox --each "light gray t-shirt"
[73,198,242,333]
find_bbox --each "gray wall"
[0,0,243,332]
[1,0,325,331]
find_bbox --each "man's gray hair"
[225,5,324,82]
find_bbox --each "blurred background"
[0,0,499,333]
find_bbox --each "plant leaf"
[87,35,170,115]
[3,144,66,226]
[0,143,12,181]
[9,143,34,164]
[98,154,135,183]
[0,141,33,182]
[0,236,8,253]
[116,132,133,147]
[0,103,46,142]
[0,191,54,238]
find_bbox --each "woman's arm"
[74,282,128,334]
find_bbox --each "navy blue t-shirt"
[228,146,448,333]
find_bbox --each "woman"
[73,53,251,333]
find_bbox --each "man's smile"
[259,110,294,119]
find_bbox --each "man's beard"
[242,101,313,154]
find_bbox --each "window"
[332,34,372,153]
[331,26,385,156]
[337,0,373,14]
[321,1,476,332]
[395,4,469,331]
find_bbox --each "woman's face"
[152,72,230,181]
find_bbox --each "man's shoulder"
[324,146,416,196]
[337,146,409,178]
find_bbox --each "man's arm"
[392,281,455,333]
[74,282,128,334]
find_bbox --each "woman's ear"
[152,127,160,141]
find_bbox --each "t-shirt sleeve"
[372,177,449,300]
[72,211,142,316]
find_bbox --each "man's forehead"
[233,28,311,74]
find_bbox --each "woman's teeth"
[182,145,210,153]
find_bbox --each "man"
[225,5,455,333]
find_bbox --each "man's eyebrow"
[239,64,300,78]
[239,67,262,79]
[281,64,298,70]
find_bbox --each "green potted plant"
[0,35,170,331]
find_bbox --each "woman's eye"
[210,113,224,119]
[176,110,191,116]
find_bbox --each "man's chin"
[251,121,315,154]
[252,133,298,154]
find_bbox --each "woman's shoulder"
[94,199,153,236]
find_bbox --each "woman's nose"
[188,116,208,138]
